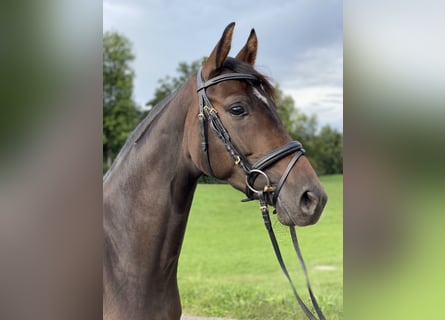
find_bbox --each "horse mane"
[103,90,177,181]
[104,58,275,181]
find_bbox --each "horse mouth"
[275,189,327,226]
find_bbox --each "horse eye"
[229,105,246,116]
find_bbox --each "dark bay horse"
[103,23,327,320]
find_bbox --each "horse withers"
[103,22,327,320]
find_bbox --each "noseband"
[196,67,305,204]
[196,67,326,320]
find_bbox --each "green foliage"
[146,58,206,110]
[95,55,342,179]
[274,86,342,175]
[274,84,295,131]
[311,126,343,175]
[275,85,318,142]
[178,175,343,319]
[146,60,343,178]
[103,31,141,172]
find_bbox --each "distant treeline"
[103,32,342,178]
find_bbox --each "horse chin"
[275,200,321,227]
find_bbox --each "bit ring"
[246,169,272,194]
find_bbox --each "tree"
[146,59,343,177]
[146,58,206,110]
[103,31,141,172]
[274,85,318,143]
[311,125,343,175]
[274,84,295,133]
[274,85,318,159]
[274,86,343,174]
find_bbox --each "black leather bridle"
[196,67,326,320]
[197,67,305,203]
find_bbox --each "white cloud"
[279,45,343,132]
[103,1,142,30]
[102,0,343,130]
[278,45,343,88]
[284,86,343,132]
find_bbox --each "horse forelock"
[210,57,275,98]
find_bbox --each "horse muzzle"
[275,180,328,226]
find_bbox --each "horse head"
[186,22,327,227]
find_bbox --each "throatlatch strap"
[258,192,321,320]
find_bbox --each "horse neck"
[103,79,201,314]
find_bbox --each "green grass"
[178,175,343,319]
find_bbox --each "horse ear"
[202,22,235,79]
[235,29,258,65]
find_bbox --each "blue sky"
[103,0,343,131]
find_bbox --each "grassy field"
[178,175,343,319]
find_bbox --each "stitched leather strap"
[258,192,319,320]
[197,68,256,177]
[197,72,259,92]
[251,141,303,171]
[246,141,304,201]
[290,226,326,320]
[272,149,305,204]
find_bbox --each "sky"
[103,0,343,132]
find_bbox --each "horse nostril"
[300,191,318,216]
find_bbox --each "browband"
[197,72,260,92]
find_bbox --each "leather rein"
[196,67,326,320]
